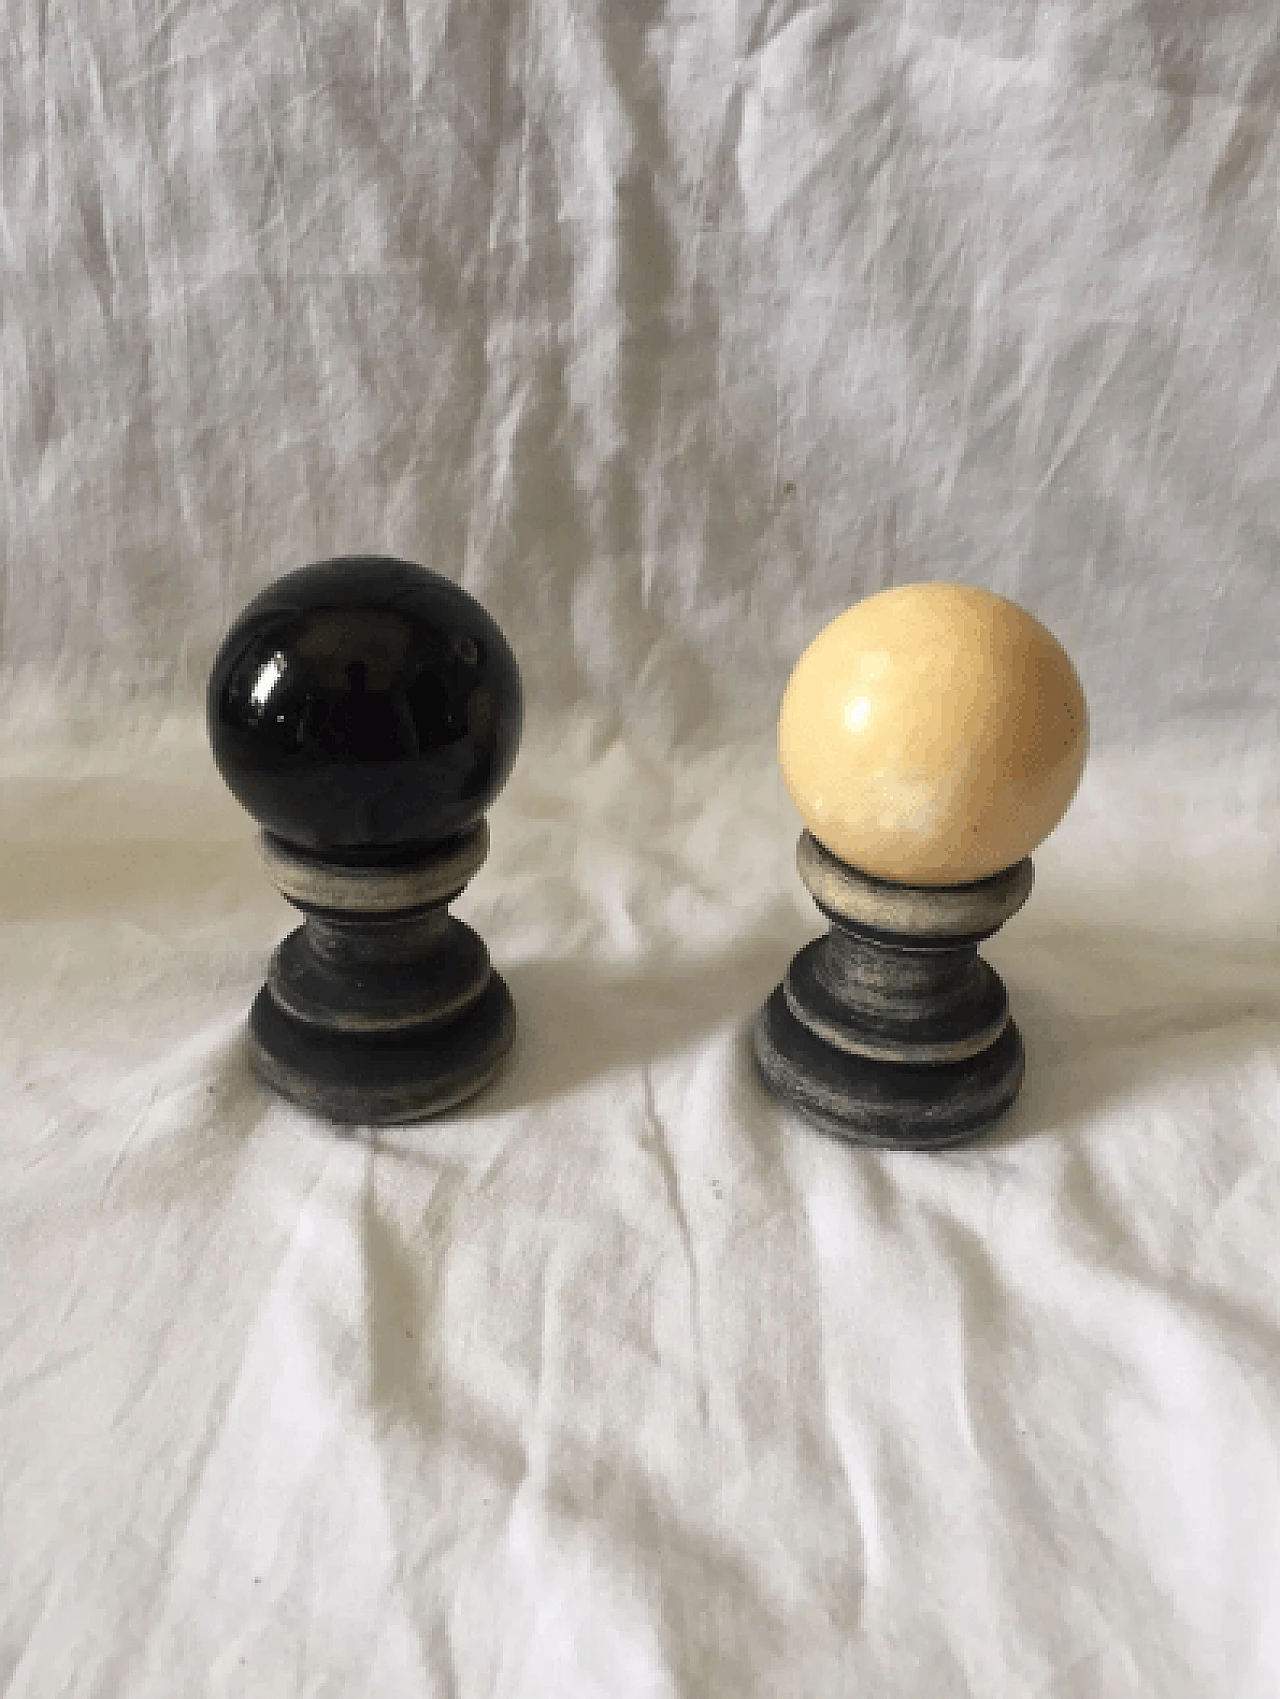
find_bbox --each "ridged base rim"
[248,974,515,1124]
[752,986,1023,1150]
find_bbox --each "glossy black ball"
[208,557,523,859]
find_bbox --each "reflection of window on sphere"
[249,651,286,714]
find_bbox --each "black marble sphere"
[208,557,523,860]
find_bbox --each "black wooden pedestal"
[753,833,1034,1150]
[248,823,514,1124]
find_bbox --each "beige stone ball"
[778,583,1089,886]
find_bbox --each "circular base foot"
[248,974,515,1125]
[752,986,1023,1150]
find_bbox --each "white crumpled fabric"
[4,717,1279,1696]
[2,2,1280,1695]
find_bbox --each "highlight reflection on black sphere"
[207,557,523,860]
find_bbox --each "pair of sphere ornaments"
[209,560,1087,1146]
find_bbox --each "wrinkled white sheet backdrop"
[2,3,1280,1696]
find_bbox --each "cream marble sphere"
[778,583,1088,886]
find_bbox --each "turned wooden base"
[248,823,514,1124]
[753,834,1033,1150]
